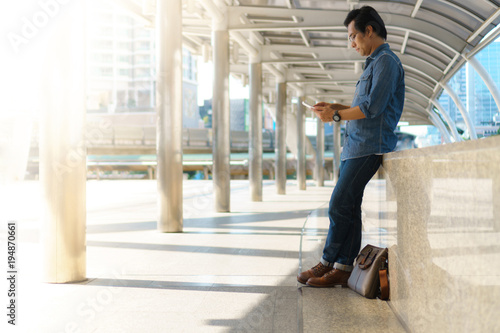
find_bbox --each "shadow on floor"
[87,240,301,258]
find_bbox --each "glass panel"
[438,38,500,139]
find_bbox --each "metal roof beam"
[411,0,424,18]
[468,56,500,115]
[438,18,500,101]
[400,30,410,54]
[405,76,435,96]
[405,91,430,108]
[404,110,429,124]
[259,45,443,81]
[406,85,432,101]
[197,0,224,23]
[230,32,259,58]
[227,6,466,53]
[442,82,478,139]
[299,30,312,47]
[284,77,429,93]
[465,21,500,59]
[467,7,500,43]
[400,105,434,125]
[432,99,463,142]
[428,109,453,143]
[108,0,153,25]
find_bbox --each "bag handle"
[359,247,372,265]
[359,249,379,269]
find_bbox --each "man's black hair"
[343,6,387,40]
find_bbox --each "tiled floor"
[1,180,330,332]
[2,179,404,333]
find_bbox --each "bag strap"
[379,269,389,300]
[378,255,389,300]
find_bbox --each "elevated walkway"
[26,153,321,180]
[4,178,405,332]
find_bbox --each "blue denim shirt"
[341,43,405,161]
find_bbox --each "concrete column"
[316,118,325,186]
[39,0,86,283]
[333,122,341,183]
[442,83,478,139]
[432,99,462,142]
[156,0,183,232]
[297,95,306,190]
[203,165,209,180]
[275,81,287,194]
[212,11,231,211]
[249,36,262,201]
[267,97,316,159]
[468,56,500,116]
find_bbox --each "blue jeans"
[320,154,383,271]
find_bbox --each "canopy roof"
[121,0,500,125]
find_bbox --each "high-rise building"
[86,2,198,125]
[438,39,500,137]
[86,3,155,112]
[438,66,466,128]
[467,41,500,127]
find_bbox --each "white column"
[432,99,462,142]
[40,0,86,283]
[468,56,500,116]
[297,95,306,190]
[442,83,478,139]
[428,111,452,144]
[156,0,183,232]
[275,81,287,194]
[316,118,325,186]
[212,9,231,211]
[333,122,341,183]
[249,36,262,201]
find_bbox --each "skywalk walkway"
[4,179,404,332]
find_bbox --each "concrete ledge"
[382,135,500,332]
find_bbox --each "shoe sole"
[297,277,308,284]
[305,281,348,288]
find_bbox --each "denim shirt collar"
[365,43,390,67]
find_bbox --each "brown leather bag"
[347,244,389,299]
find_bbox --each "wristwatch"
[333,110,341,122]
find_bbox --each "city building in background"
[199,98,275,133]
[86,1,199,129]
[86,3,156,113]
[438,39,500,139]
[439,66,466,130]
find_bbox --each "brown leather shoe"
[297,262,333,284]
[306,268,351,288]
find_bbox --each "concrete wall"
[381,135,500,332]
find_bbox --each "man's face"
[347,21,371,57]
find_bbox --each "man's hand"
[311,102,366,122]
[312,102,344,122]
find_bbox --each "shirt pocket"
[356,71,372,96]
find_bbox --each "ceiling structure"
[119,0,500,126]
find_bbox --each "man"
[298,6,405,287]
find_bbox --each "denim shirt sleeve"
[355,54,401,119]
